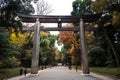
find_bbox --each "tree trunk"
[103,28,119,67]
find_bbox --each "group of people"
[19,67,28,76]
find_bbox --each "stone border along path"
[8,66,114,80]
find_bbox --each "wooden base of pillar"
[29,73,39,77]
[81,73,90,75]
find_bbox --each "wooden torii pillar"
[18,13,101,74]
[31,18,40,74]
[80,18,89,74]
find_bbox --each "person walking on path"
[19,67,23,75]
[75,66,78,72]
[24,68,27,76]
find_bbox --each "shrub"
[88,46,107,67]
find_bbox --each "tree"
[0,0,35,67]
[40,32,57,65]
[59,24,80,65]
[71,0,93,16]
[59,23,95,65]
[0,27,20,68]
[0,0,34,33]
[10,31,31,67]
[91,0,108,13]
[71,0,120,67]
[36,0,52,15]
[91,0,120,66]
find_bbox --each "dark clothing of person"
[68,65,72,70]
[75,66,78,72]
[24,68,27,76]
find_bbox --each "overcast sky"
[46,0,75,15]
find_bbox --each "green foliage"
[0,0,56,68]
[0,0,34,33]
[71,0,93,16]
[18,37,32,67]
[88,46,107,67]
[49,35,57,46]
[0,28,9,45]
[91,0,108,13]
[40,34,57,65]
[90,0,120,67]
[41,39,50,48]
[0,27,20,68]
[20,50,32,67]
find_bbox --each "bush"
[88,46,107,67]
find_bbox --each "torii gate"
[18,13,101,75]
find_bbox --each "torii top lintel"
[17,13,101,23]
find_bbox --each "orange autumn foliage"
[59,23,80,54]
[59,23,95,54]
[59,23,75,45]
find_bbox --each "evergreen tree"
[0,27,19,68]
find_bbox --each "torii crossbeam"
[18,13,101,23]
[18,13,101,75]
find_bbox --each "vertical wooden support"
[58,18,62,28]
[31,18,40,74]
[58,22,62,28]
[79,18,89,74]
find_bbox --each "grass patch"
[90,67,120,79]
[0,68,19,79]
[73,66,120,79]
[0,66,47,79]
[0,68,31,79]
